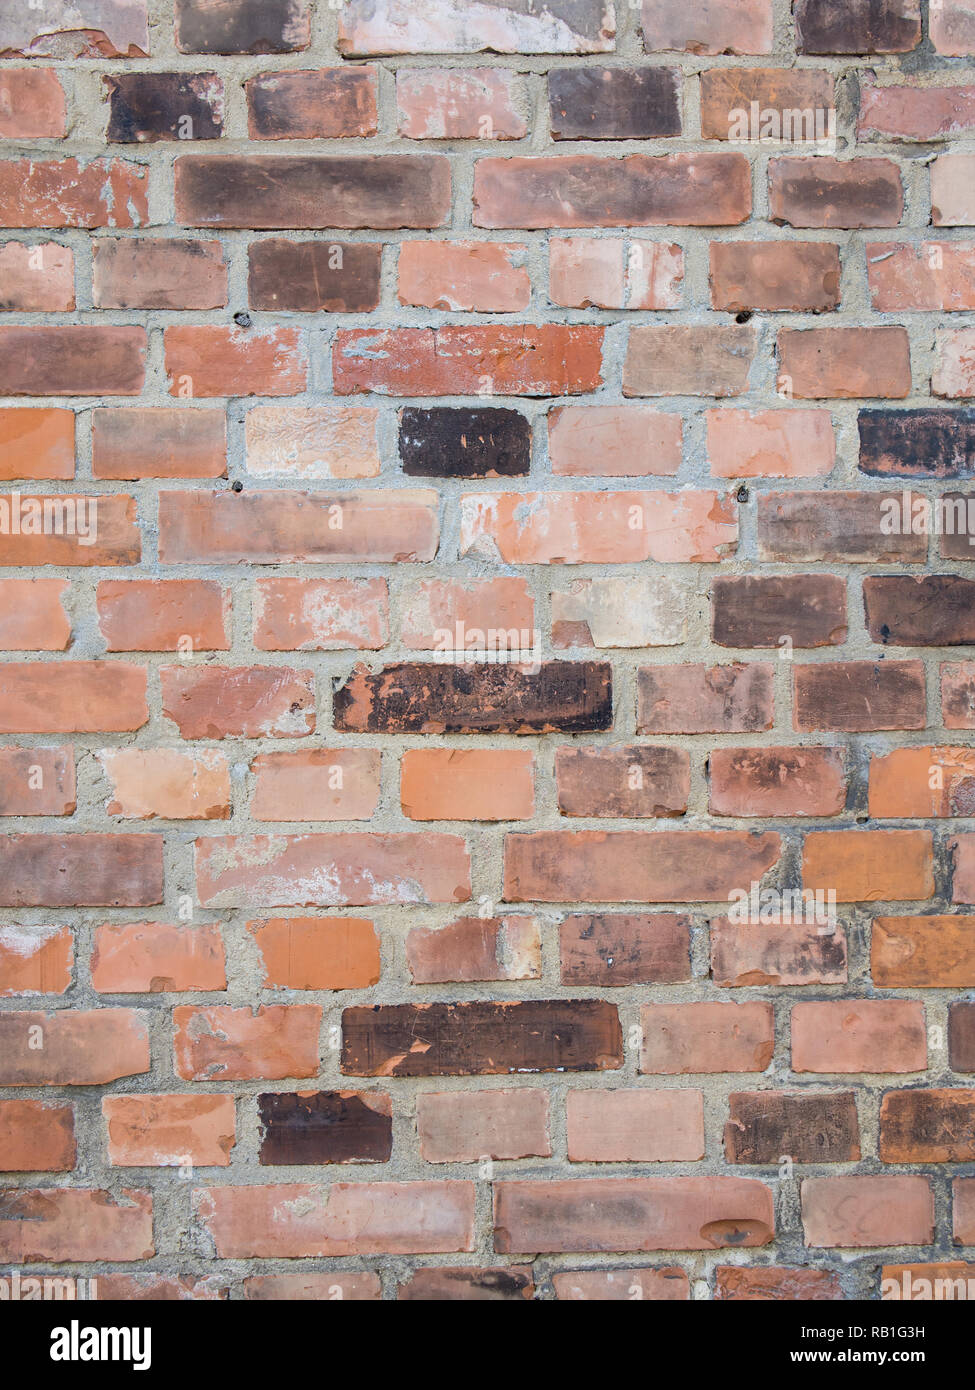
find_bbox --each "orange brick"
[401,748,534,821]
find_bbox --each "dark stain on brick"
[258,1091,392,1164]
[879,1088,975,1161]
[176,0,310,54]
[859,409,975,478]
[549,67,681,139]
[725,1090,860,1164]
[398,1267,534,1300]
[795,0,921,54]
[398,407,530,478]
[864,575,975,646]
[248,240,381,312]
[341,1000,623,1075]
[950,1004,975,1072]
[105,73,223,143]
[559,913,692,985]
[712,575,847,649]
[333,661,613,734]
[246,68,376,139]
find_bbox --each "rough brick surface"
[0,0,968,1304]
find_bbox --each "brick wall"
[1,0,975,1302]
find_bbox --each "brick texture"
[0,0,967,1304]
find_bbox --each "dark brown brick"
[795,0,921,54]
[555,745,689,817]
[950,1003,975,1071]
[865,575,975,646]
[175,0,310,54]
[712,575,847,649]
[559,913,691,986]
[725,1091,860,1164]
[549,67,680,139]
[0,834,163,907]
[700,68,835,140]
[794,660,926,731]
[769,157,903,228]
[333,662,613,735]
[248,241,381,313]
[859,410,975,478]
[879,1089,975,1162]
[341,1001,623,1076]
[757,491,927,563]
[246,68,377,139]
[175,156,451,230]
[398,407,530,478]
[104,73,223,142]
[398,1268,534,1301]
[258,1091,392,1165]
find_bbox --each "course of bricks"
[1,0,975,1303]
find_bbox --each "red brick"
[460,490,737,563]
[0,1100,75,1172]
[931,154,975,226]
[792,1000,927,1072]
[0,1189,153,1263]
[397,69,527,140]
[640,1002,774,1074]
[248,240,381,314]
[932,0,975,55]
[0,578,70,651]
[711,242,841,312]
[494,1177,774,1252]
[0,834,162,908]
[555,745,689,817]
[553,1269,689,1300]
[795,0,920,53]
[641,0,772,53]
[869,746,975,817]
[725,1090,860,1163]
[873,915,975,988]
[93,238,226,310]
[714,1266,842,1300]
[957,1179,975,1244]
[401,748,534,821]
[868,242,975,310]
[803,829,934,901]
[174,1004,320,1081]
[711,574,847,648]
[567,1089,704,1161]
[550,237,682,309]
[801,1176,933,1248]
[258,1091,389,1165]
[711,918,848,987]
[778,326,911,399]
[196,1182,475,1256]
[246,67,377,139]
[0,69,67,138]
[0,409,74,481]
[254,578,388,652]
[473,154,751,228]
[952,835,975,904]
[0,663,147,733]
[758,490,927,561]
[0,159,147,228]
[0,240,73,310]
[398,241,530,312]
[160,665,315,740]
[92,922,226,993]
[935,328,975,397]
[0,1009,150,1085]
[406,916,541,983]
[165,326,306,398]
[638,663,774,734]
[710,746,847,817]
[0,925,72,996]
[859,78,975,140]
[334,325,603,397]
[398,1268,534,1302]
[0,3,149,58]
[944,664,975,729]
[553,575,687,648]
[0,493,139,567]
[195,833,470,908]
[250,749,381,821]
[0,327,145,396]
[249,917,380,991]
[243,1274,379,1301]
[0,747,75,816]
[104,1094,235,1167]
[417,1090,550,1162]
[624,325,756,397]
[97,579,229,652]
[92,407,226,480]
[879,1089,975,1162]
[700,68,834,139]
[245,407,379,480]
[560,913,691,986]
[549,405,683,477]
[401,577,533,649]
[158,490,438,564]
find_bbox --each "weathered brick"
[243,1274,379,1301]
[174,1004,321,1081]
[553,1269,689,1300]
[0,1100,75,1172]
[624,325,756,397]
[0,1009,150,1085]
[795,0,920,53]
[641,0,772,54]
[249,917,380,991]
[866,575,975,646]
[399,407,530,477]
[711,574,847,648]
[0,925,72,995]
[0,578,70,651]
[932,0,975,55]
[97,579,229,652]
[869,746,975,817]
[725,1091,860,1164]
[935,329,975,398]
[873,915,975,988]
[550,237,683,309]
[567,1089,704,1161]
[0,409,74,481]
[0,159,147,228]
[0,493,139,567]
[92,407,226,479]
[931,154,975,226]
[175,155,450,229]
[401,577,533,650]
[105,1094,235,1167]
[0,241,73,311]
[0,663,147,732]
[248,241,381,313]
[952,836,975,905]
[97,748,230,820]
[549,67,681,139]
[161,665,315,739]
[553,575,687,647]
[104,72,223,142]
[769,157,902,228]
[710,747,847,817]
[0,69,67,138]
[91,921,225,993]
[0,2,149,59]
[0,834,162,908]
[700,68,834,140]
[0,1189,153,1264]
[503,831,781,903]
[0,327,145,396]
[778,326,911,399]
[397,69,527,140]
[398,242,530,312]
[401,749,534,821]
[803,829,934,901]
[715,1267,842,1300]
[801,1176,932,1248]
[0,747,75,815]
[164,325,305,397]
[342,1001,623,1076]
[793,660,927,731]
[337,0,616,55]
[559,913,691,986]
[494,1177,774,1252]
[880,1089,975,1163]
[943,664,975,729]
[254,578,387,652]
[640,1002,774,1074]
[399,1268,534,1302]
[758,490,927,562]
[638,663,774,734]
[710,918,848,987]
[93,238,226,310]
[868,242,975,311]
[711,242,841,312]
[175,0,309,54]
[473,154,751,228]
[859,409,975,478]
[792,1000,927,1072]
[549,405,683,476]
[950,1002,975,1069]
[406,915,540,982]
[555,745,689,817]
[245,407,379,480]
[859,78,975,140]
[417,1090,550,1162]
[246,68,377,139]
